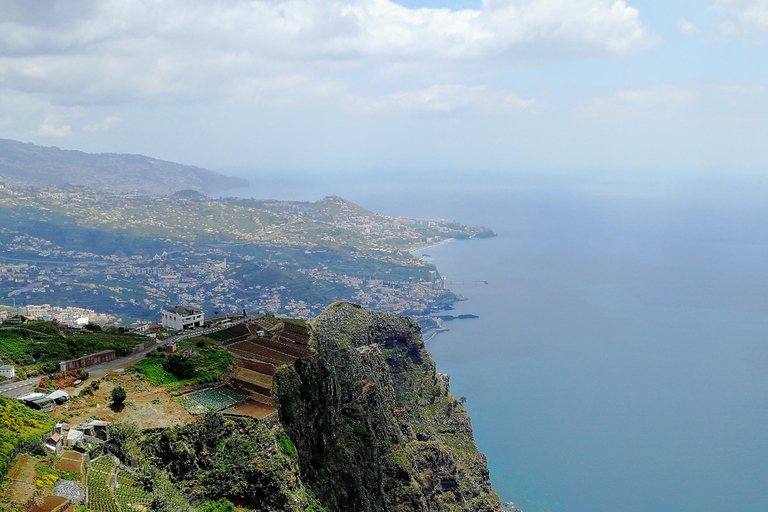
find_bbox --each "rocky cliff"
[141,302,500,511]
[274,302,500,512]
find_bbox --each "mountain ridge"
[0,138,248,196]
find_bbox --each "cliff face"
[274,302,500,512]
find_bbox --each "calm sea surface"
[225,172,768,512]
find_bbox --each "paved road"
[0,317,253,399]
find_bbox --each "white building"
[0,359,14,380]
[161,305,204,331]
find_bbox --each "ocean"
[221,171,768,512]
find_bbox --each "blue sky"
[0,0,766,178]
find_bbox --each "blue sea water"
[224,171,768,512]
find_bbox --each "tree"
[459,396,467,406]
[162,354,197,379]
[111,385,127,406]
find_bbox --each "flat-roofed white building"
[161,305,204,331]
[0,359,14,380]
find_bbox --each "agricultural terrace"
[87,455,151,512]
[1,450,85,512]
[178,387,248,415]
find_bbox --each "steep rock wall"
[274,302,500,512]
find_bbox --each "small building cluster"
[45,420,111,454]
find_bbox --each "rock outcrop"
[274,302,500,512]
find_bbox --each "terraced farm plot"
[114,469,151,510]
[178,387,248,414]
[86,457,151,512]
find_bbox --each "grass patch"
[129,342,233,391]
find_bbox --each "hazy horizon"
[1,0,767,178]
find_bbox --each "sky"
[1,0,767,178]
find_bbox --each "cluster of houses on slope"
[44,420,111,455]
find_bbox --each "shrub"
[201,498,236,512]
[111,386,127,406]
[19,438,46,456]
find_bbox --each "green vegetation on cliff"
[139,414,325,512]
[273,302,500,512]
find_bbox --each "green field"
[129,342,233,392]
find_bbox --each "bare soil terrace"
[51,370,193,429]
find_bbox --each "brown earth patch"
[50,372,193,430]
[60,451,83,463]
[29,495,68,512]
[223,400,276,420]
[7,454,37,482]
[2,454,39,508]
[55,458,81,475]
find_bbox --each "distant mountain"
[0,139,247,196]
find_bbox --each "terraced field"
[178,387,248,414]
[86,456,151,512]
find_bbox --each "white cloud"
[35,121,73,138]
[679,18,699,35]
[365,84,537,113]
[83,116,121,132]
[711,0,768,38]
[0,0,658,108]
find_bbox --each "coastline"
[407,238,456,259]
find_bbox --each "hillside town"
[0,182,489,322]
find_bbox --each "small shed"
[67,429,84,447]
[166,342,177,353]
[45,433,62,455]
[0,363,15,380]
[48,390,70,405]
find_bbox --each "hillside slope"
[0,138,247,195]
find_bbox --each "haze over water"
[226,171,768,512]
